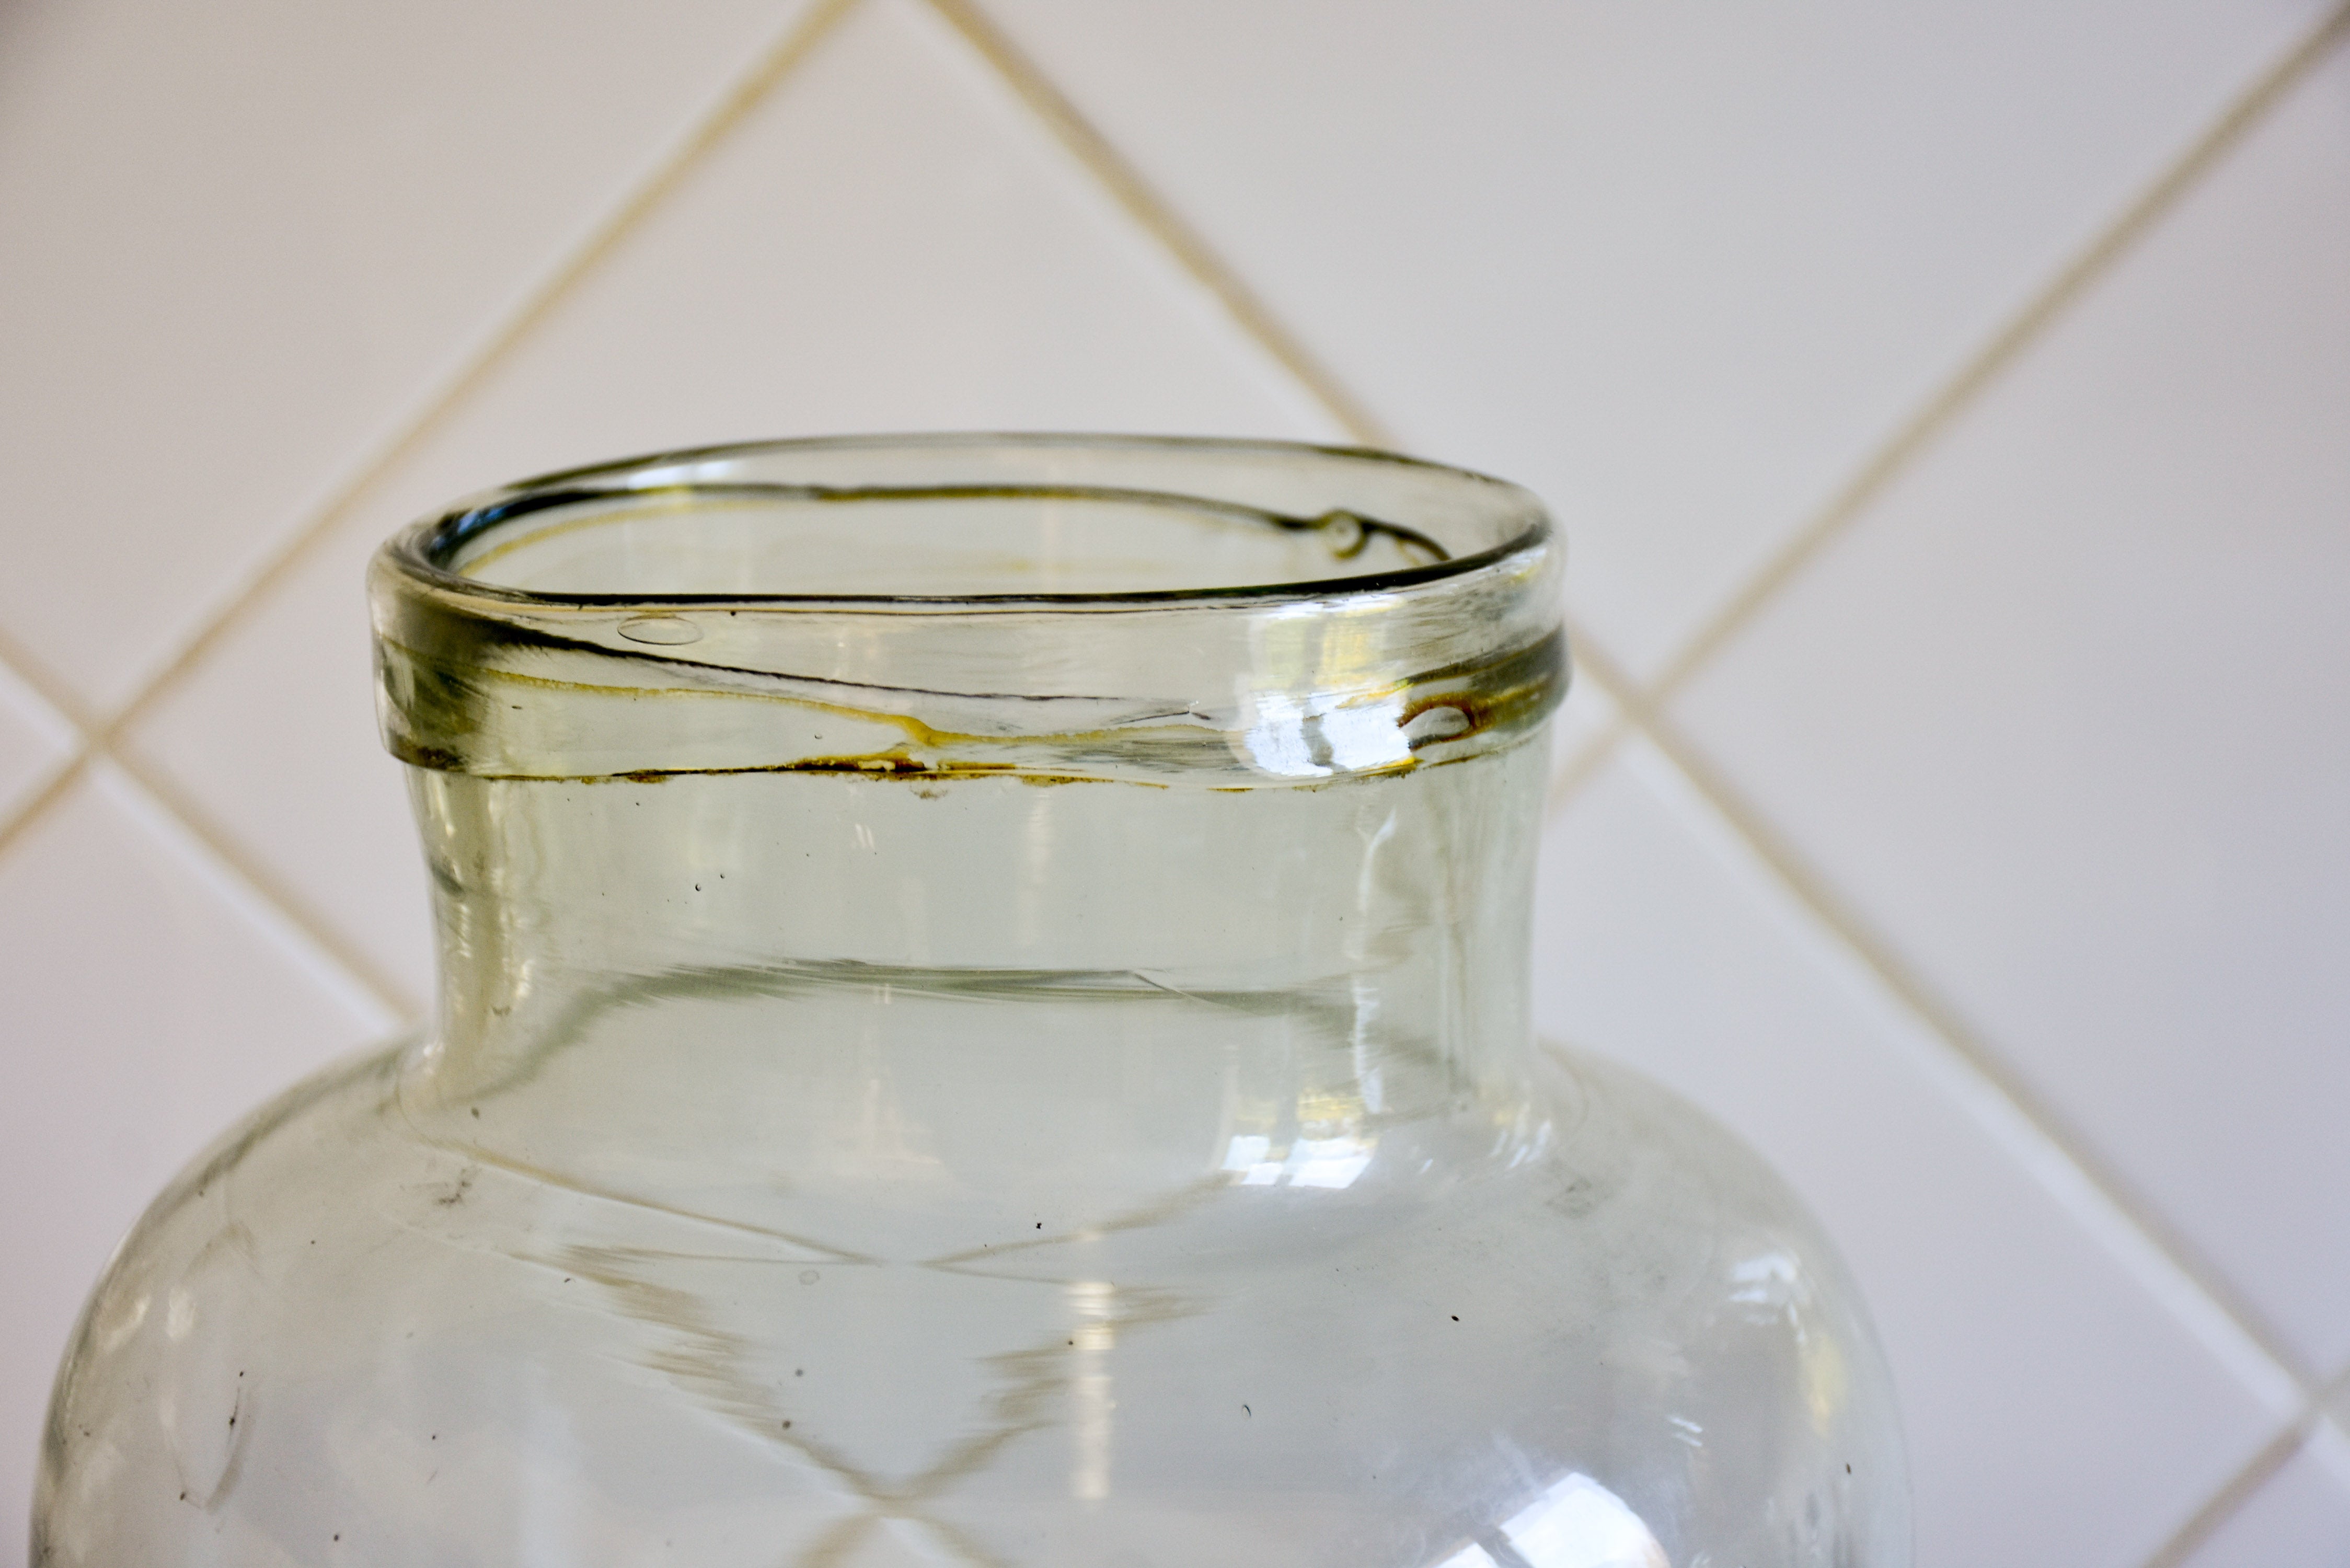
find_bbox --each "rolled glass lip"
[384,431,1550,608]
[370,433,1566,785]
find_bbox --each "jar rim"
[380,431,1553,612]
[368,434,1566,786]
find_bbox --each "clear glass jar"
[36,435,1908,1565]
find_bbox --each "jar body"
[38,1041,1908,1568]
[38,752,1906,1566]
[35,435,1908,1564]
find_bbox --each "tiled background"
[2,1,2345,1561]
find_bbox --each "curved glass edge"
[369,435,1568,787]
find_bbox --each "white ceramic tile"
[2180,1424,2350,1568]
[1675,42,2350,1375]
[121,516,441,1008]
[1548,649,1624,794]
[0,657,78,821]
[985,0,2330,676]
[0,0,814,710]
[1533,742,2286,1568]
[0,765,393,1557]
[124,0,1343,1012]
[320,0,1341,471]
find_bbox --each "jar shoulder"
[39,1041,1910,1568]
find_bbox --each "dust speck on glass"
[36,435,1907,1565]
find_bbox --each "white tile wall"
[3,0,2344,1560]
[981,0,2334,677]
[0,768,393,1546]
[121,0,1340,1011]
[1533,744,2292,1568]
[1673,33,2350,1380]
[2176,1425,2350,1567]
[0,0,819,712]
[0,666,76,826]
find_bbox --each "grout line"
[1599,1,2350,1400]
[1507,0,2347,823]
[2146,1386,2350,1568]
[923,0,1661,812]
[1554,618,1644,751]
[0,0,866,1017]
[1638,0,2350,717]
[1559,614,1642,717]
[111,748,423,1025]
[99,0,868,754]
[1544,711,1630,815]
[1545,619,1644,816]
[1643,707,2317,1392]
[0,634,96,852]
[0,748,91,864]
[921,0,2298,1395]
[2140,1414,2317,1568]
[91,758,409,1039]
[926,0,1398,448]
[925,0,2332,1442]
[0,623,100,739]
[1536,6,2348,1408]
[2307,1392,2350,1493]
[0,745,416,1034]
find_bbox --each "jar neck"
[368,439,1570,1203]
[403,740,1550,1142]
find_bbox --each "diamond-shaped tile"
[984,0,2331,675]
[1534,742,2289,1568]
[124,0,1342,1004]
[0,0,819,709]
[1675,38,2350,1375]
[0,765,393,1555]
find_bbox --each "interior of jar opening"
[438,460,1534,601]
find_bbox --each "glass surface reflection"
[1432,1474,1669,1568]
[1219,1131,1376,1189]
[1067,1281,1115,1502]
